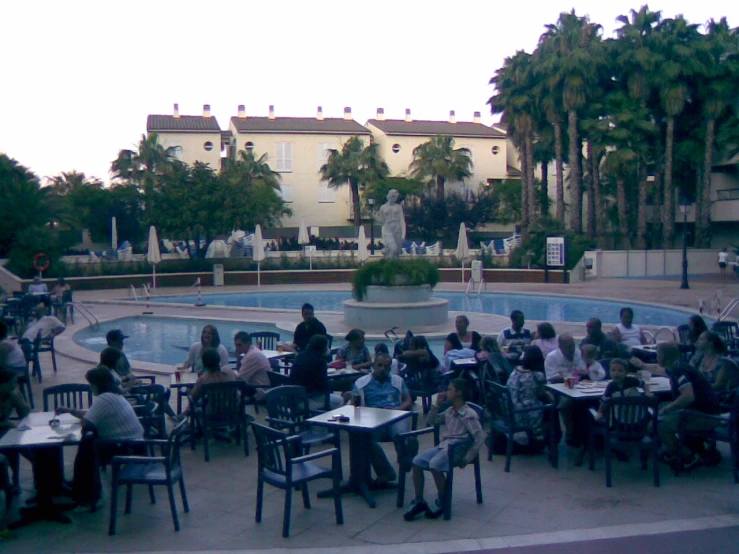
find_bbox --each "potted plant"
[352,258,441,301]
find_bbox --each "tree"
[540,10,606,233]
[319,136,390,227]
[409,135,474,203]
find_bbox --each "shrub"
[352,258,440,301]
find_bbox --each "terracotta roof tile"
[230,117,370,135]
[367,119,505,138]
[147,115,221,132]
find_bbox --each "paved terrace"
[2,276,739,553]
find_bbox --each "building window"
[244,141,254,150]
[280,185,294,203]
[317,142,336,169]
[318,184,336,203]
[276,142,292,172]
[392,143,401,153]
[203,141,214,151]
[491,146,500,155]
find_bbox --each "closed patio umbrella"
[455,223,470,283]
[146,226,162,289]
[298,217,310,245]
[357,225,369,262]
[253,224,266,287]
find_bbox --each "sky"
[0,0,736,184]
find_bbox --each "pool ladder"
[71,301,99,330]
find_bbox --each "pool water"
[74,317,439,366]
[149,290,692,327]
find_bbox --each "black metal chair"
[485,380,557,472]
[675,390,739,482]
[587,395,661,487]
[36,332,58,374]
[108,419,190,535]
[252,423,343,538]
[400,365,438,414]
[52,289,74,325]
[251,331,280,351]
[712,321,739,349]
[394,403,484,520]
[43,383,93,412]
[264,386,339,455]
[190,381,252,462]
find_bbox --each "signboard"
[304,245,316,257]
[546,237,566,267]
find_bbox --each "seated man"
[27,276,48,295]
[234,332,270,402]
[403,379,484,521]
[288,335,343,410]
[580,318,620,360]
[290,303,327,353]
[544,334,586,383]
[21,303,65,341]
[352,353,412,484]
[0,322,26,373]
[0,367,30,491]
[496,310,532,358]
[656,342,722,471]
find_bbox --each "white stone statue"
[375,189,406,258]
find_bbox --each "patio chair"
[264,386,339,455]
[674,391,739,482]
[108,419,190,535]
[43,383,93,412]
[394,403,484,520]
[587,395,661,487]
[251,331,280,351]
[252,423,343,538]
[400,364,438,414]
[190,381,252,462]
[52,290,74,325]
[36,332,59,375]
[485,380,557,472]
[712,321,739,349]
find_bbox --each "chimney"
[343,107,352,121]
[173,103,180,118]
[449,110,456,124]
[269,105,275,120]
[473,111,481,124]
[376,108,385,121]
[237,104,246,118]
[317,106,324,121]
[203,104,211,118]
[405,108,412,123]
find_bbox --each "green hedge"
[352,258,440,300]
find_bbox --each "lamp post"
[368,198,376,255]
[679,200,691,290]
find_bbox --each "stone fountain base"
[343,285,449,329]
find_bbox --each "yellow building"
[146,104,223,170]
[228,105,371,229]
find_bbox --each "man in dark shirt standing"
[291,303,327,352]
[657,342,721,471]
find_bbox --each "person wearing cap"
[106,329,132,381]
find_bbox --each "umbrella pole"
[461,261,465,283]
[152,265,156,289]
[257,262,261,287]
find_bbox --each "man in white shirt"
[234,331,270,401]
[22,304,66,341]
[544,334,585,383]
[27,276,48,295]
[0,321,26,370]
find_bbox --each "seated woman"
[690,331,738,391]
[190,348,237,403]
[506,348,548,445]
[444,315,482,354]
[181,325,230,373]
[335,329,373,372]
[56,367,144,510]
[686,315,709,346]
[288,335,343,410]
[612,307,647,355]
[399,336,442,388]
[531,322,558,358]
[51,277,70,301]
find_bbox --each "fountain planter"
[364,284,432,304]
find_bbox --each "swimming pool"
[149,290,693,327]
[74,316,447,366]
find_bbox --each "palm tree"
[489,51,538,234]
[319,136,390,227]
[653,16,702,247]
[410,135,474,202]
[225,149,282,190]
[540,10,605,233]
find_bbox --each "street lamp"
[679,199,691,290]
[368,198,376,255]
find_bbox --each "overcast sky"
[0,0,735,184]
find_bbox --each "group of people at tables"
[0,301,736,525]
